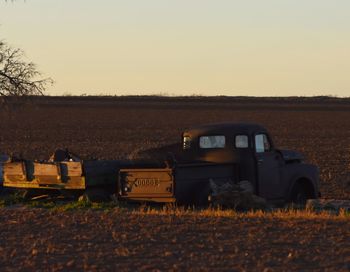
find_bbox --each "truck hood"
[279,149,304,162]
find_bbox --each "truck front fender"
[286,165,319,201]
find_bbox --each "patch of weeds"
[0,191,26,207]
[53,199,121,211]
[91,201,122,210]
[0,189,127,211]
[338,208,350,217]
[27,200,57,209]
[53,199,92,211]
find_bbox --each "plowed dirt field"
[0,208,349,272]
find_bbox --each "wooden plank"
[4,162,26,176]
[33,163,59,176]
[2,178,86,190]
[4,161,85,190]
[3,162,27,185]
[60,162,82,177]
[33,163,60,184]
[64,176,86,189]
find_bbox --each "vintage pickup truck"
[3,123,320,205]
[119,123,319,205]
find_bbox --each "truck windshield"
[255,134,271,153]
[199,135,225,149]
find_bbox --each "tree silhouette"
[0,40,52,99]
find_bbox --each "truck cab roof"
[182,122,272,163]
[183,122,268,137]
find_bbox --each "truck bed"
[119,162,237,204]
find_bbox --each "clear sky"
[1,0,349,96]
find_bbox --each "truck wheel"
[290,183,307,206]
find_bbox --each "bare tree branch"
[0,40,53,99]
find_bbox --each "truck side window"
[235,135,248,148]
[199,135,225,149]
[255,134,271,153]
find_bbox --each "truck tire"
[290,183,308,206]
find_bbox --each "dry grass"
[2,192,349,219]
[132,205,350,220]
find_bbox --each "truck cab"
[120,123,319,205]
[182,123,319,202]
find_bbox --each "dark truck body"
[119,123,319,205]
[119,162,235,204]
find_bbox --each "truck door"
[254,133,283,199]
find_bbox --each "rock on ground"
[209,180,268,210]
